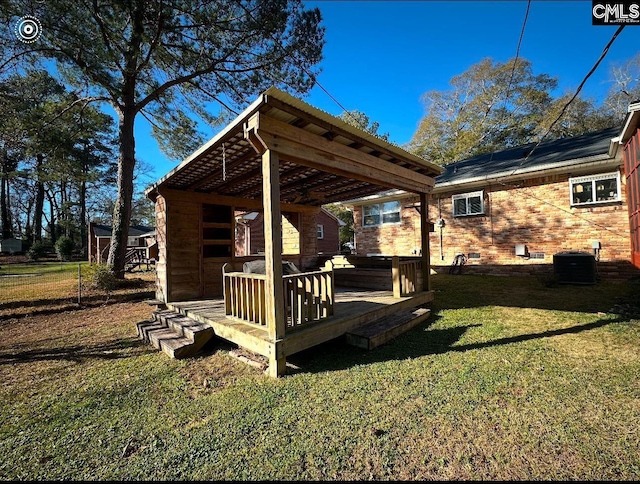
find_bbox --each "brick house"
[234,207,345,257]
[346,126,639,279]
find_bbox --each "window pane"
[364,204,380,216]
[453,198,467,216]
[572,181,593,204]
[363,214,380,226]
[382,212,400,224]
[595,177,618,201]
[469,196,482,214]
[382,201,401,213]
[381,201,401,224]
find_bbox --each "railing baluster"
[223,269,334,332]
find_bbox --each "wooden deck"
[166,287,434,359]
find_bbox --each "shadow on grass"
[287,314,630,375]
[0,291,155,320]
[0,337,155,365]
[429,273,640,314]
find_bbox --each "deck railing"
[392,257,423,297]
[283,269,334,331]
[222,266,334,331]
[223,271,268,325]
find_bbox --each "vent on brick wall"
[530,252,545,259]
[468,253,481,259]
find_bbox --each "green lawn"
[1,273,639,480]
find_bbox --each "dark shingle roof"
[436,127,619,187]
[92,224,154,238]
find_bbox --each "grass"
[0,260,156,314]
[1,273,639,480]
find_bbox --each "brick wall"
[317,210,341,254]
[351,169,638,279]
[353,195,423,256]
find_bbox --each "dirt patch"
[0,300,156,388]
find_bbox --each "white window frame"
[127,236,139,246]
[317,224,324,239]
[362,201,402,227]
[569,172,621,207]
[452,191,484,217]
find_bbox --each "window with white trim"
[317,224,324,239]
[452,191,484,217]
[570,172,621,206]
[363,201,401,227]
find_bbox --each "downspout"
[438,196,444,261]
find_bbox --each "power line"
[464,24,630,240]
[473,0,531,168]
[504,0,531,110]
[500,24,625,178]
[234,0,359,125]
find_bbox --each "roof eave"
[619,101,640,143]
[432,154,620,193]
[145,92,268,199]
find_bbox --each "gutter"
[619,101,640,143]
[432,154,620,194]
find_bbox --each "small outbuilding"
[88,223,156,264]
[0,237,22,254]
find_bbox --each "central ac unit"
[553,251,597,284]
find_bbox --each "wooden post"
[392,256,401,298]
[262,149,287,377]
[420,192,430,292]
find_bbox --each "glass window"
[363,201,401,226]
[381,201,401,224]
[452,191,484,217]
[363,204,381,226]
[570,172,620,206]
[317,224,324,239]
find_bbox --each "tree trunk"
[1,150,12,239]
[80,179,87,254]
[107,106,136,278]
[33,154,45,243]
[0,175,11,240]
[47,188,57,245]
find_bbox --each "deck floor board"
[167,287,434,357]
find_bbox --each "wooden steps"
[345,306,431,350]
[136,308,214,359]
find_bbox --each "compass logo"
[14,15,42,43]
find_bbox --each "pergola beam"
[244,113,434,195]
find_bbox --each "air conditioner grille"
[553,251,597,284]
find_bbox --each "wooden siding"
[317,210,341,254]
[155,195,168,301]
[157,192,324,302]
[623,127,640,269]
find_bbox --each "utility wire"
[473,0,531,169]
[499,24,625,178]
[234,0,359,126]
[503,0,531,103]
[486,24,628,239]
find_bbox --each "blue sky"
[137,1,640,184]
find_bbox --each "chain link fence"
[0,259,155,315]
